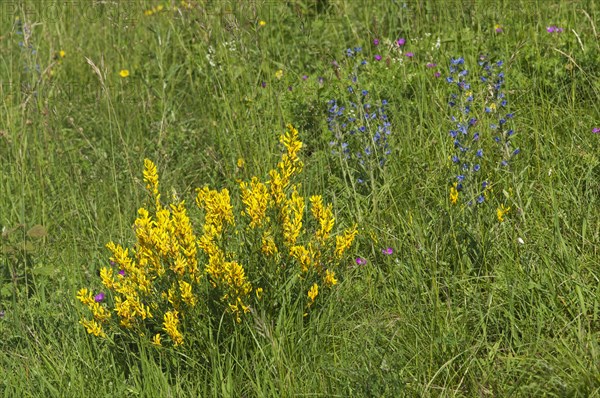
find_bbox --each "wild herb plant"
[77,125,357,346]
[445,56,521,268]
[327,47,392,196]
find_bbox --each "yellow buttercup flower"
[59,50,66,58]
[119,69,130,78]
[275,69,283,80]
[259,20,266,27]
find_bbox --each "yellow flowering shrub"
[77,124,357,346]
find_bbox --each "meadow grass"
[1,0,600,396]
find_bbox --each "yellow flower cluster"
[239,177,269,228]
[196,185,252,322]
[77,124,358,346]
[76,288,111,337]
[449,183,459,205]
[268,124,303,205]
[310,196,334,244]
[496,204,510,222]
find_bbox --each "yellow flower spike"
[449,183,459,205]
[179,280,197,306]
[255,287,263,300]
[261,230,278,256]
[240,177,269,228]
[308,283,319,302]
[323,269,338,287]
[335,224,358,258]
[80,319,106,338]
[290,245,312,273]
[76,288,94,306]
[282,185,304,247]
[143,159,161,208]
[152,334,162,346]
[99,267,115,289]
[497,204,510,223]
[310,195,335,244]
[163,310,183,346]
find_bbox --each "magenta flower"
[382,247,393,255]
[547,26,564,33]
[426,62,437,68]
[434,71,441,78]
[396,38,406,46]
[94,292,105,302]
[118,269,125,276]
[593,127,600,133]
[356,257,367,266]
[374,54,382,61]
[405,52,414,58]
[302,75,308,80]
[373,38,379,46]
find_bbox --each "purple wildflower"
[373,38,379,46]
[302,75,308,81]
[356,257,367,266]
[374,54,382,61]
[396,38,406,46]
[593,127,600,134]
[547,26,564,33]
[405,52,414,58]
[94,292,105,303]
[382,247,393,255]
[261,81,267,88]
[426,62,437,68]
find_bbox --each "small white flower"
[517,237,524,245]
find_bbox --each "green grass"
[2,0,600,396]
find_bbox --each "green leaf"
[32,265,56,277]
[0,284,12,298]
[27,225,47,239]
